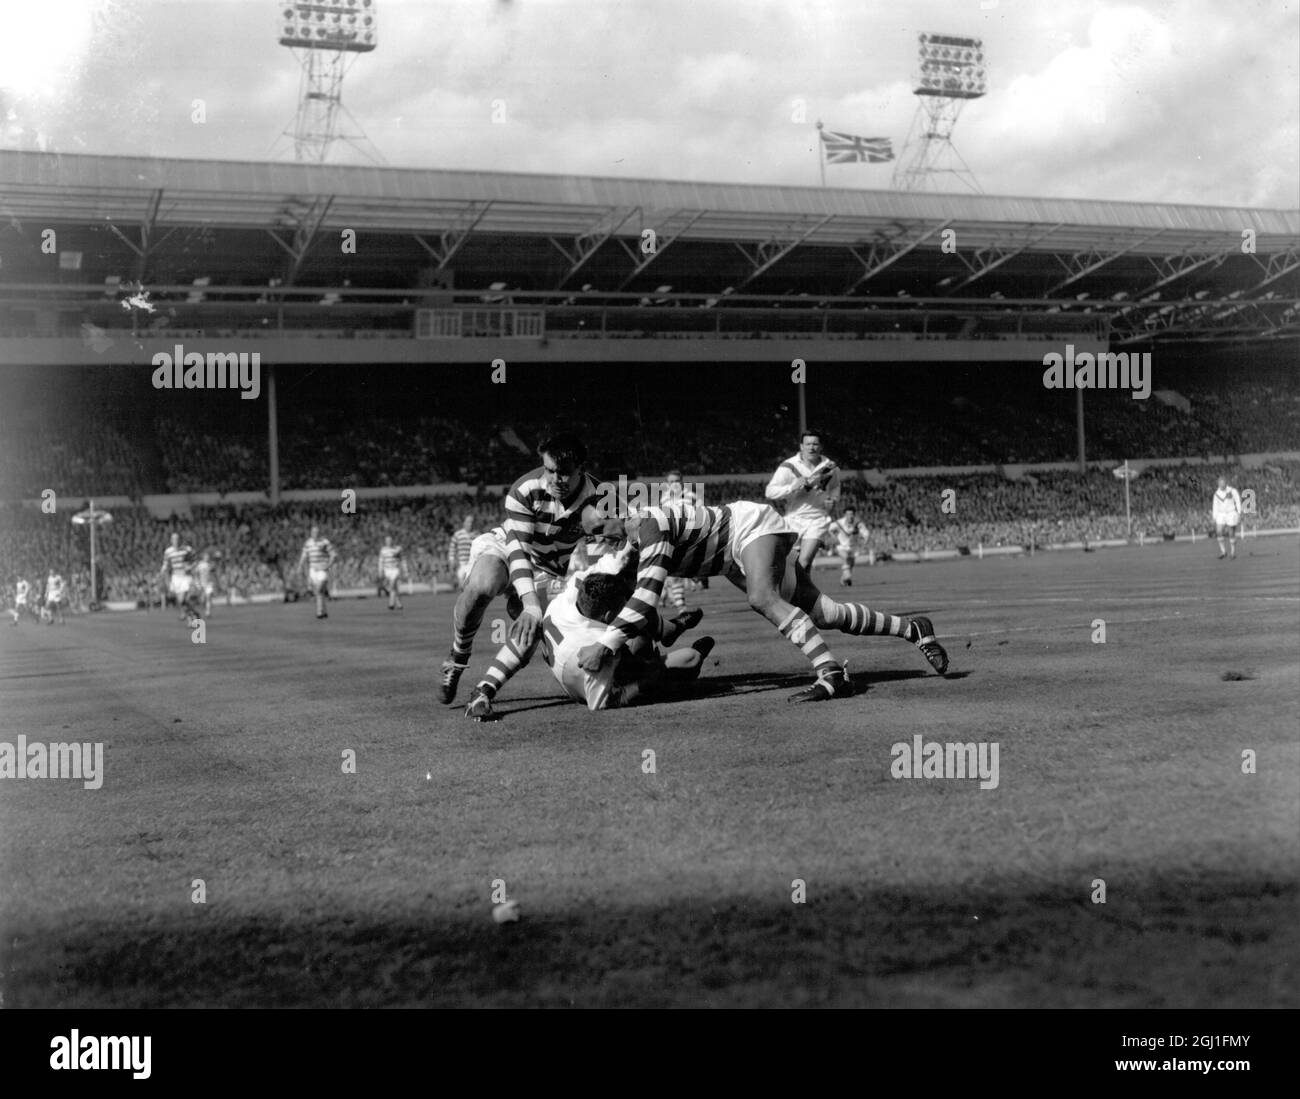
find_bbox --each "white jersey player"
[828,507,872,585]
[379,535,405,611]
[541,548,713,710]
[10,578,32,625]
[765,430,841,570]
[44,570,67,625]
[195,553,215,616]
[1211,476,1243,560]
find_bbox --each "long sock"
[777,607,838,674]
[450,596,487,662]
[477,637,537,696]
[815,595,910,638]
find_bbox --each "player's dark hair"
[577,573,633,622]
[539,432,587,469]
[665,468,682,479]
[801,428,824,444]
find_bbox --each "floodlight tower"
[892,33,986,193]
[277,0,382,164]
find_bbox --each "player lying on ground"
[538,548,714,712]
[439,432,604,705]
[574,499,949,702]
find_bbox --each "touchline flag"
[819,127,894,164]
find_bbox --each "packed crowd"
[3,360,1297,500]
[3,463,1295,608]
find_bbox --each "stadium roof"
[1,151,1297,345]
[2,150,1296,251]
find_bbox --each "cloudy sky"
[1,0,1296,208]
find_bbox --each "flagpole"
[815,120,825,187]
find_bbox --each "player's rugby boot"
[907,617,948,675]
[464,686,500,722]
[439,656,468,704]
[788,662,853,703]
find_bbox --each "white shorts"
[455,563,471,586]
[1215,521,1239,536]
[383,567,401,585]
[467,529,509,571]
[309,568,329,589]
[170,576,192,599]
[785,512,832,543]
[726,501,796,572]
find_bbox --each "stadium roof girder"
[1134,247,1229,297]
[1045,231,1167,295]
[101,188,184,284]
[732,214,836,289]
[266,195,335,286]
[613,209,703,290]
[1110,296,1294,345]
[549,206,641,288]
[947,222,1067,291]
[842,219,955,294]
[1245,246,1300,293]
[413,200,493,272]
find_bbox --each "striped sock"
[450,603,485,662]
[777,607,838,674]
[477,638,533,696]
[816,596,909,638]
[666,577,686,609]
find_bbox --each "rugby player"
[828,506,872,585]
[44,568,68,626]
[297,524,336,619]
[766,429,840,571]
[160,533,200,625]
[543,554,713,711]
[379,534,405,611]
[10,577,32,625]
[1211,476,1243,560]
[440,433,603,707]
[448,515,476,590]
[195,551,215,617]
[575,499,948,702]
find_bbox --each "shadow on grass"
[3,873,1293,1008]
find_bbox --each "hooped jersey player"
[501,465,605,610]
[161,538,195,599]
[379,540,403,579]
[300,531,335,581]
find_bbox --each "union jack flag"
[819,128,894,164]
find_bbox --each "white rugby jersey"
[541,552,632,710]
[829,518,870,553]
[1212,487,1243,525]
[46,574,65,599]
[15,580,29,603]
[195,560,212,586]
[765,454,841,524]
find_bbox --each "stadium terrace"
[150,347,261,400]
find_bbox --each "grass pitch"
[2,538,1296,1008]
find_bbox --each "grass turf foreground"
[1,538,1296,1008]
